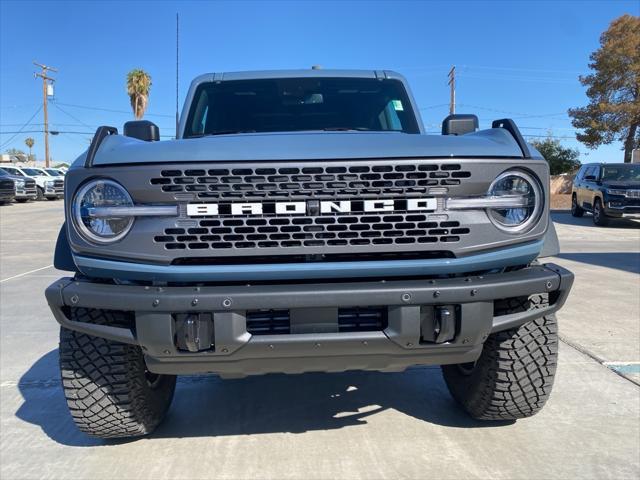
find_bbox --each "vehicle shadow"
[551,212,640,228]
[555,252,640,274]
[16,349,509,447]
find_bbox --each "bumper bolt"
[152,299,160,307]
[315,343,321,348]
[191,298,199,306]
[401,293,412,303]
[470,289,478,297]
[546,281,553,290]
[70,295,79,304]
[163,349,170,354]
[433,290,441,298]
[406,342,413,347]
[222,298,232,308]
[221,348,228,353]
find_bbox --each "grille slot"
[245,307,388,335]
[151,163,471,200]
[155,216,471,251]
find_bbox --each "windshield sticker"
[392,100,404,111]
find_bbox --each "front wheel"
[59,309,176,438]
[442,298,557,420]
[571,194,584,217]
[35,187,44,201]
[593,198,610,226]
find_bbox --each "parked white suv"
[0,165,64,200]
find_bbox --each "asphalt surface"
[0,201,638,480]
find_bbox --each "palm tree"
[24,137,34,160]
[126,69,152,119]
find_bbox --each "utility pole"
[448,66,456,115]
[34,62,57,168]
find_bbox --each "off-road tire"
[571,194,584,217]
[442,295,558,421]
[59,308,176,439]
[35,186,44,201]
[592,198,609,226]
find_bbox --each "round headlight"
[487,170,542,233]
[72,179,134,243]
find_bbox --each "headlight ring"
[486,170,543,234]
[72,179,134,244]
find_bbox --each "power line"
[55,101,174,118]
[0,105,43,149]
[52,102,95,130]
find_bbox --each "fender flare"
[54,223,78,272]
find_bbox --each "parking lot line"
[0,264,53,284]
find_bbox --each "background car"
[571,163,640,225]
[0,170,16,204]
[0,165,64,201]
[0,167,37,202]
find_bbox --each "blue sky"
[1,0,638,165]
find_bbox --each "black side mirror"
[123,120,160,141]
[442,114,479,135]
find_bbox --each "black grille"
[24,179,36,188]
[337,307,387,332]
[150,163,471,200]
[155,215,471,251]
[246,307,388,335]
[0,179,14,192]
[246,309,290,335]
[53,179,64,188]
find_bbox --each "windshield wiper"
[321,127,372,131]
[188,130,257,138]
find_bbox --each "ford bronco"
[46,69,573,438]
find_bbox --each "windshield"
[602,164,640,182]
[184,77,420,138]
[45,169,61,176]
[3,167,23,176]
[21,168,43,176]
[0,169,8,177]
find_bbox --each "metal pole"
[448,66,456,115]
[42,77,49,167]
[34,62,57,168]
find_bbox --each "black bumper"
[45,263,573,377]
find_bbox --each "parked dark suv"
[571,163,640,226]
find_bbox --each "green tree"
[24,137,34,159]
[530,136,581,175]
[4,148,26,156]
[126,69,152,119]
[568,14,640,163]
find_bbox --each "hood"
[602,180,640,189]
[81,129,527,167]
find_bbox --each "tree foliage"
[126,69,152,119]
[4,148,26,156]
[530,136,581,175]
[568,14,640,163]
[24,137,34,159]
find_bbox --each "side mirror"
[442,114,479,136]
[584,175,596,181]
[123,120,160,141]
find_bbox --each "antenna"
[175,12,179,138]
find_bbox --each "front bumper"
[14,188,37,200]
[46,263,573,377]
[44,186,64,198]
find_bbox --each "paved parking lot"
[1,201,639,479]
